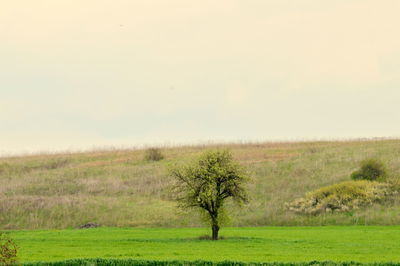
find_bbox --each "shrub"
[351,159,387,181]
[286,180,395,215]
[144,148,164,161]
[0,233,18,266]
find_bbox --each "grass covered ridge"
[1,139,400,229]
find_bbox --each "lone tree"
[170,150,249,240]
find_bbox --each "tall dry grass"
[1,139,400,229]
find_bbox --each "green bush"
[144,148,164,161]
[286,180,395,215]
[0,232,18,266]
[351,159,387,181]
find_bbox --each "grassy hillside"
[9,226,400,262]
[1,139,400,229]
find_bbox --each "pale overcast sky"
[1,1,400,155]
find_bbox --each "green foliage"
[351,159,387,181]
[144,148,164,162]
[286,180,396,215]
[0,233,18,266]
[170,150,248,239]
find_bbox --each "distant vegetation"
[1,139,400,229]
[286,180,395,215]
[351,159,387,181]
[144,147,164,161]
[286,158,397,215]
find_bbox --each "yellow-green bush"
[0,233,18,266]
[286,180,396,215]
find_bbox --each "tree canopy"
[170,150,249,240]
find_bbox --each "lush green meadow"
[1,139,400,229]
[7,226,400,263]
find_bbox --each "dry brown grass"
[1,139,400,229]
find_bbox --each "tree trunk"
[212,223,219,240]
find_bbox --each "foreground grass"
[21,259,400,266]
[1,139,400,229]
[8,226,400,263]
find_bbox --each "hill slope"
[1,139,400,229]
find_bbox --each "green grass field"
[2,139,400,230]
[7,226,400,263]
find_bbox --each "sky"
[1,0,400,155]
